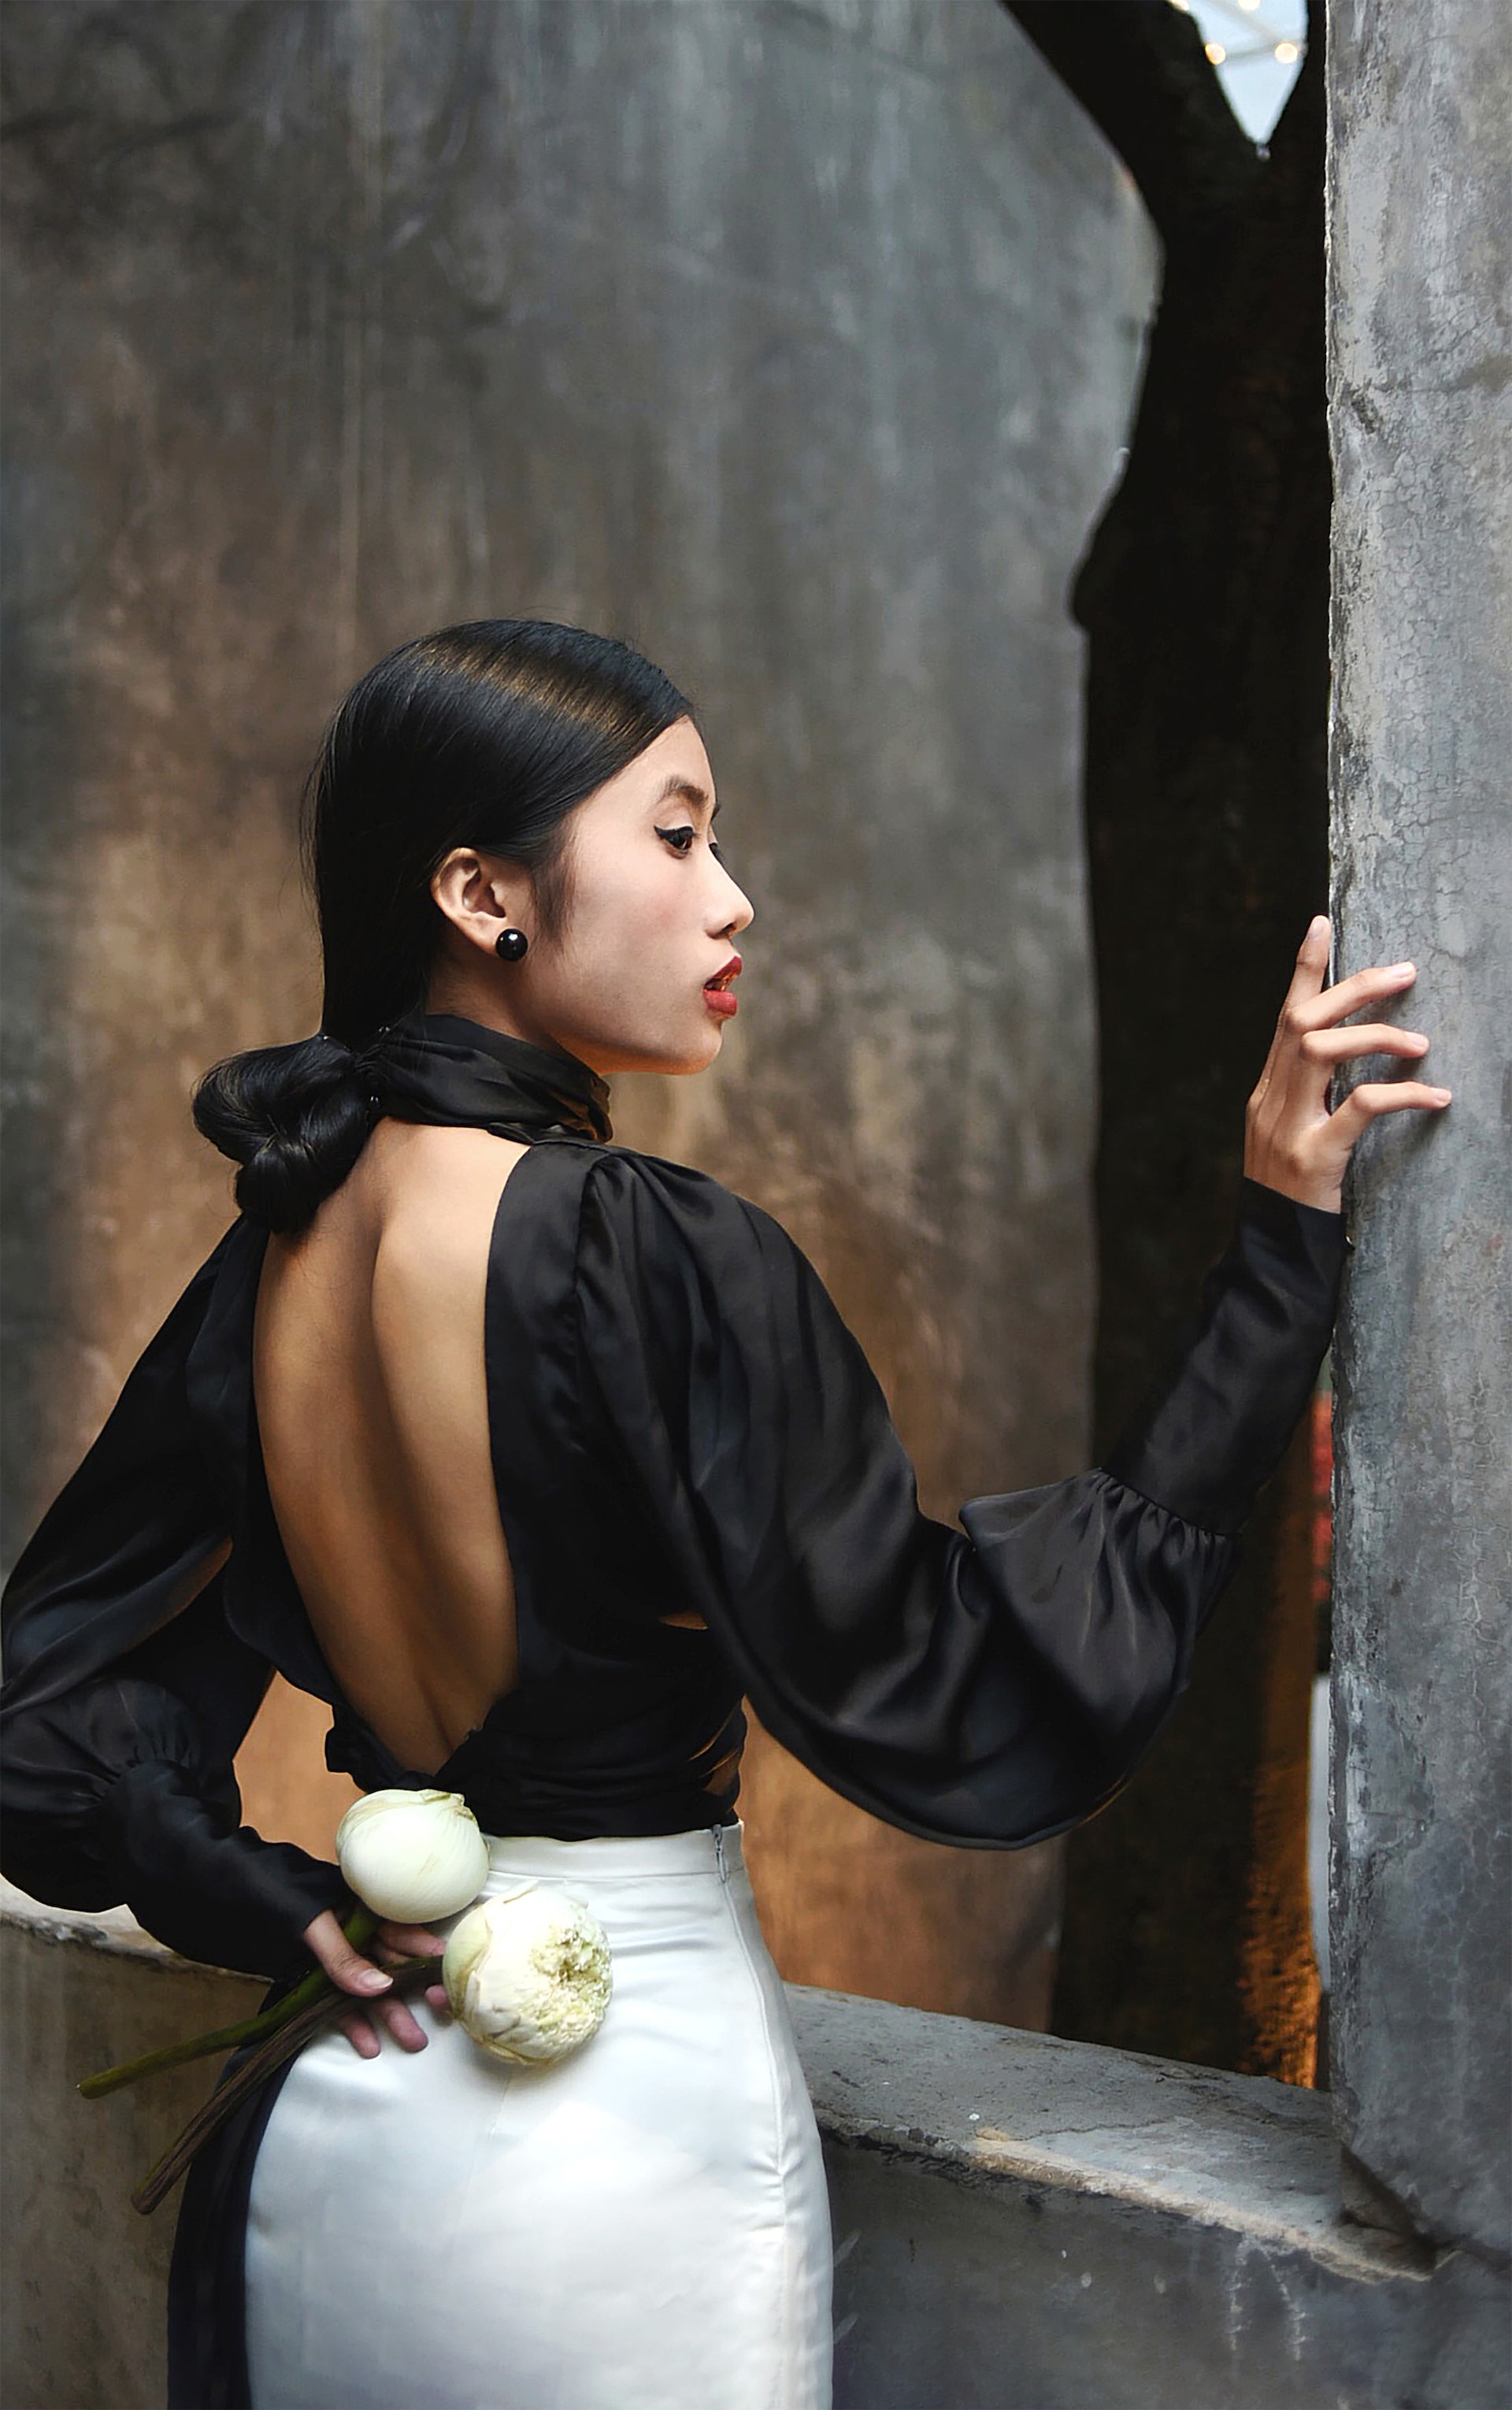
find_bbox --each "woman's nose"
[717,864,755,933]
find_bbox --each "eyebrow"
[651,774,720,819]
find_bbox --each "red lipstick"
[702,953,742,1018]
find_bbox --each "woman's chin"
[676,1019,731,1075]
[669,1028,725,1075]
[595,1021,727,1078]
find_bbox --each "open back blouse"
[0,1015,1348,1985]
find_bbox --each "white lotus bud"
[335,1789,491,1924]
[442,1881,613,2065]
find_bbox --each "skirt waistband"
[481,1821,745,1881]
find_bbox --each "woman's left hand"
[302,1908,451,2060]
[1244,915,1451,1214]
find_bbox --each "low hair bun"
[192,1034,380,1234]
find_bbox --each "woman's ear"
[430,848,528,958]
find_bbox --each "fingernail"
[1433,1088,1452,1102]
[1392,961,1415,976]
[358,1969,391,1991]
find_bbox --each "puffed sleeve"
[0,1240,350,1976]
[574,1156,1347,1848]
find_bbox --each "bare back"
[253,1119,529,1777]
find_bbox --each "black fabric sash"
[365,1012,613,1144]
[169,2039,291,2408]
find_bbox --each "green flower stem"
[77,1905,380,2100]
[132,1955,437,2216]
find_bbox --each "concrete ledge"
[4,1888,1508,2408]
[792,1984,1422,2285]
[795,1987,1509,2408]
[1,1885,198,1963]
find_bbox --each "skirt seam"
[714,1863,798,2410]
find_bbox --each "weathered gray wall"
[0,1900,264,2408]
[0,2,1155,2023]
[1325,0,1512,2259]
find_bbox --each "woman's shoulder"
[571,1134,765,1202]
[572,1140,799,1258]
[558,1142,840,1360]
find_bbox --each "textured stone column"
[1325,0,1512,2258]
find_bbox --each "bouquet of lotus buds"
[80,1790,613,2212]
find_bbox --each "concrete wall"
[0,1899,261,2408]
[0,1,1155,2025]
[7,1889,1506,2410]
[1325,0,1512,2259]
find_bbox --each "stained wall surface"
[1326,0,1512,2258]
[1,0,1154,2023]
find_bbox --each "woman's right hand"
[301,1908,450,2059]
[1243,915,1451,1214]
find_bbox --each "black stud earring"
[495,926,529,962]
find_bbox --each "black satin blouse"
[0,1014,1349,1989]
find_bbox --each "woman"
[0,620,1447,2410]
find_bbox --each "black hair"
[192,618,696,1233]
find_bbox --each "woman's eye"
[654,824,727,865]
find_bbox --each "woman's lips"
[702,954,741,1018]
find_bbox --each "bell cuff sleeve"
[3,1584,353,1982]
[97,1755,353,1980]
[1099,1174,1348,1536]
[1,1241,350,1980]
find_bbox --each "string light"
[1166,0,1307,140]
[1167,2,1307,74]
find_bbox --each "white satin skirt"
[243,1821,834,2409]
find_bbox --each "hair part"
[194,618,696,1231]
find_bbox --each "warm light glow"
[1168,1,1190,12]
[1205,40,1228,62]
[1275,39,1300,61]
